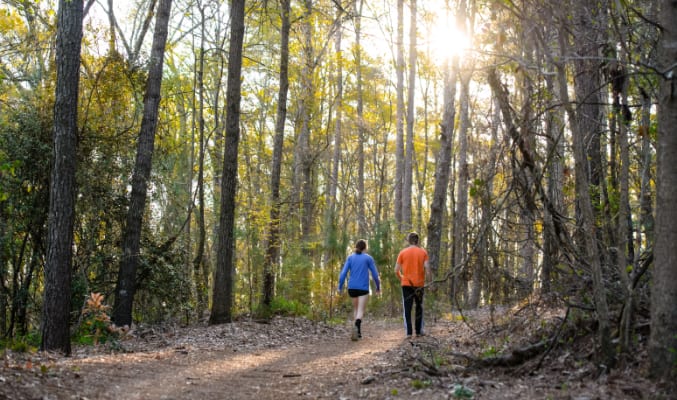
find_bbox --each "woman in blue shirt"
[338,239,381,340]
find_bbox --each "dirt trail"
[75,321,402,399]
[9,319,408,400]
[3,310,664,399]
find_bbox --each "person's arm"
[338,258,350,293]
[369,258,381,292]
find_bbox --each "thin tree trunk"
[454,68,470,306]
[193,2,208,319]
[542,72,565,295]
[292,0,315,240]
[210,0,245,325]
[617,80,634,353]
[41,0,83,354]
[394,0,404,228]
[402,0,416,230]
[263,0,290,307]
[355,0,366,235]
[638,89,654,250]
[112,0,173,327]
[555,28,615,369]
[17,236,39,336]
[426,44,458,277]
[0,213,6,337]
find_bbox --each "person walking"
[338,239,381,341]
[395,232,431,338]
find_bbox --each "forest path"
[58,319,409,399]
[3,309,661,399]
[0,318,414,400]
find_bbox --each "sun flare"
[425,16,472,61]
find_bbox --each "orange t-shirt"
[396,246,428,287]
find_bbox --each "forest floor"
[0,304,671,399]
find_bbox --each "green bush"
[73,293,124,345]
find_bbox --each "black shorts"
[348,289,369,298]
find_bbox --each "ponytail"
[354,239,367,254]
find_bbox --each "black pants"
[401,286,424,335]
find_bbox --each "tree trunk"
[402,0,416,230]
[323,4,343,319]
[0,212,6,337]
[210,0,245,325]
[555,28,615,369]
[112,0,172,327]
[541,72,565,295]
[263,0,290,307]
[193,2,208,319]
[649,0,677,379]
[454,68,470,306]
[355,0,366,236]
[41,0,83,354]
[291,0,316,240]
[638,90,654,250]
[426,45,458,276]
[394,0,405,228]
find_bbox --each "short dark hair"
[355,239,367,253]
[407,232,419,245]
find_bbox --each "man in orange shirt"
[395,232,432,337]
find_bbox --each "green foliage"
[0,332,40,353]
[257,297,310,319]
[480,345,499,358]
[73,293,124,346]
[134,236,192,324]
[411,379,432,389]
[452,384,475,399]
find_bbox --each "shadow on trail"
[62,320,405,400]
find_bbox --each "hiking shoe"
[351,325,359,341]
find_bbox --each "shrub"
[74,292,125,345]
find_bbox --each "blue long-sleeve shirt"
[338,252,381,292]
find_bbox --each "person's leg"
[352,296,359,320]
[355,295,368,337]
[350,296,360,340]
[355,294,368,320]
[414,288,424,335]
[402,286,415,336]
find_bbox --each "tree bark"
[193,1,208,319]
[554,28,615,369]
[355,0,366,236]
[454,68,470,306]
[291,0,316,240]
[426,48,458,276]
[541,72,565,295]
[402,0,417,230]
[394,0,405,228]
[210,0,245,325]
[263,0,290,307]
[112,0,173,327]
[42,0,83,354]
[649,0,677,379]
